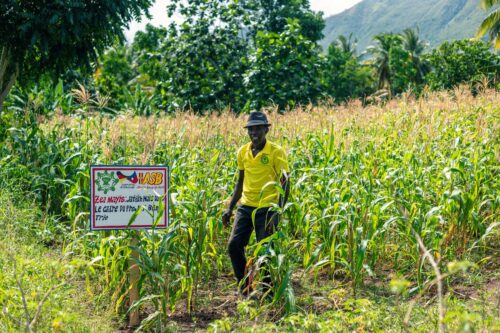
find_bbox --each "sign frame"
[90,165,170,230]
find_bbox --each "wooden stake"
[129,232,140,326]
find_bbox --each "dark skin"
[222,125,290,232]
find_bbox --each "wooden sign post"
[129,232,140,326]
[90,165,169,327]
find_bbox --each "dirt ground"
[116,260,500,332]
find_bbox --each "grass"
[205,278,500,332]
[0,190,118,332]
[0,86,498,331]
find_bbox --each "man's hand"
[222,208,233,227]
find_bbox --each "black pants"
[228,205,276,289]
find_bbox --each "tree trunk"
[0,47,19,114]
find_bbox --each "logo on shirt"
[261,155,269,165]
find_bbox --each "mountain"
[321,0,488,53]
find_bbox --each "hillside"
[321,0,488,52]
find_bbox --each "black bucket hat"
[244,111,271,128]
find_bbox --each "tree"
[477,0,500,49]
[158,0,249,113]
[160,24,248,113]
[367,31,429,95]
[95,25,170,112]
[367,34,395,91]
[95,42,137,108]
[425,39,500,91]
[131,25,169,98]
[242,0,325,42]
[94,0,327,113]
[0,0,153,112]
[324,35,374,102]
[367,33,401,92]
[244,20,324,111]
[336,34,357,55]
[401,28,431,85]
[388,44,417,94]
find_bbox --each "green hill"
[321,0,488,52]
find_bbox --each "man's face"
[247,125,269,147]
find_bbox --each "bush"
[425,39,500,91]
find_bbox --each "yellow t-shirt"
[237,140,289,208]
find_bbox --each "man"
[222,111,290,297]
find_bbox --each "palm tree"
[401,28,431,84]
[477,0,500,49]
[336,33,357,57]
[367,33,400,91]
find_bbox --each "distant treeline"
[4,0,500,115]
[96,28,499,114]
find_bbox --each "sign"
[90,165,169,230]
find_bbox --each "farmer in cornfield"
[222,111,290,298]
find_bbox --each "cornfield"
[0,86,498,331]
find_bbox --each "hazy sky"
[126,0,364,40]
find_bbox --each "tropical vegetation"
[0,0,499,332]
[477,0,500,49]
[1,85,499,331]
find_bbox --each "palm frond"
[477,10,500,38]
[480,0,500,10]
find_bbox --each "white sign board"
[90,165,169,230]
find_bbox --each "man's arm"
[222,170,244,226]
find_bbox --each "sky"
[125,0,364,41]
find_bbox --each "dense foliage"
[0,0,153,111]
[425,39,500,91]
[89,31,500,114]
[241,0,325,42]
[324,35,374,102]
[1,2,499,332]
[244,20,324,111]
[2,1,500,114]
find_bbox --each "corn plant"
[0,86,497,329]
